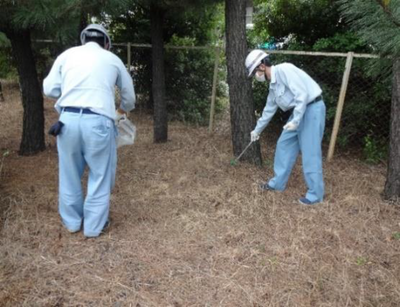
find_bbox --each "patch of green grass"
[392,232,400,240]
[356,256,367,266]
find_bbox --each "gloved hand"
[250,130,260,142]
[115,109,127,124]
[283,121,298,131]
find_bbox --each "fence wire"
[251,51,392,162]
[339,57,391,162]
[114,44,221,126]
[35,40,392,162]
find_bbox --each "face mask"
[255,71,266,82]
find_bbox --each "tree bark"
[151,3,168,143]
[384,59,400,199]
[225,0,262,164]
[6,28,45,155]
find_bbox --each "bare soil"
[1,83,400,306]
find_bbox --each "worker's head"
[245,49,272,82]
[80,24,111,50]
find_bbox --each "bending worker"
[245,49,326,205]
[43,24,135,237]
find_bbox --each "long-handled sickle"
[233,140,254,163]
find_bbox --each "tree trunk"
[151,3,168,143]
[384,59,400,199]
[6,28,45,155]
[225,0,262,164]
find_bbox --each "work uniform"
[254,63,326,203]
[43,42,135,237]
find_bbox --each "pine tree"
[138,0,222,143]
[0,1,46,155]
[225,0,262,165]
[339,0,400,199]
[0,0,128,155]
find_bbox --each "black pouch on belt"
[48,121,64,137]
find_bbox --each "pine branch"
[374,0,400,28]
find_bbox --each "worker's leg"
[81,114,116,237]
[298,101,326,203]
[268,128,300,191]
[57,111,86,232]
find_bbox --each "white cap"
[245,49,269,77]
[80,24,112,50]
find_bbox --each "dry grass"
[1,84,400,306]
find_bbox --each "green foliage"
[166,35,225,125]
[0,32,10,47]
[252,0,346,47]
[313,32,369,53]
[356,256,368,266]
[339,0,400,57]
[0,51,17,79]
[338,0,398,80]
[111,1,225,125]
[363,135,388,164]
[0,32,17,79]
[249,1,392,161]
[392,232,400,240]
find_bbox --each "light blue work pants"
[268,100,326,202]
[57,110,117,237]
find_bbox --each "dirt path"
[1,88,400,306]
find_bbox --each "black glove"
[48,121,64,137]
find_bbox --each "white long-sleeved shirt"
[43,42,135,120]
[254,63,322,134]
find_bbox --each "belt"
[62,107,98,115]
[309,95,322,104]
[286,95,322,116]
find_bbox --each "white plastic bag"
[116,117,136,148]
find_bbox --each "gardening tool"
[233,140,254,164]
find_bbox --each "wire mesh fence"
[34,40,392,162]
[113,43,224,126]
[250,50,392,162]
[339,56,391,162]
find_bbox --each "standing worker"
[245,49,326,205]
[43,24,135,237]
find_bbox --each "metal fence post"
[327,51,354,162]
[209,46,220,133]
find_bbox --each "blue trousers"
[268,100,326,202]
[57,110,117,237]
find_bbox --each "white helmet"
[245,49,269,77]
[80,24,112,50]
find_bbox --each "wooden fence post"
[127,42,131,71]
[209,46,220,133]
[327,52,354,161]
